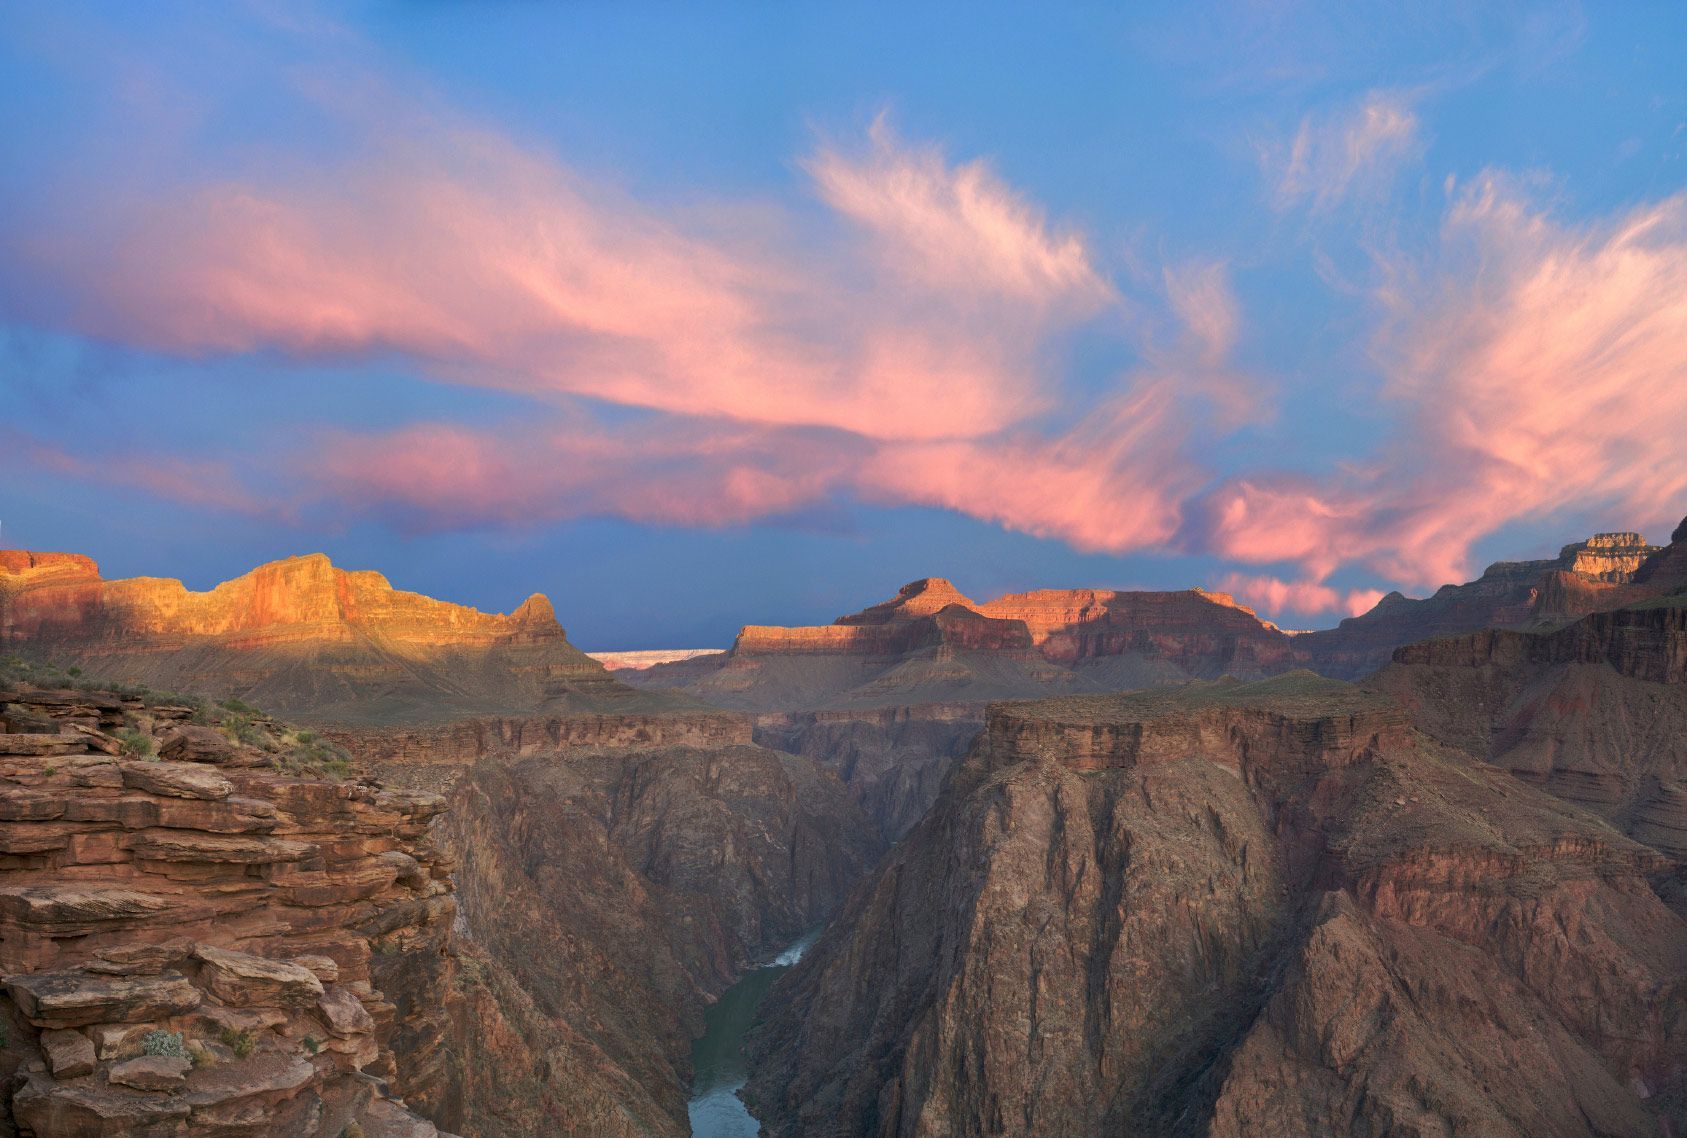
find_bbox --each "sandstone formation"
[630,578,1295,713]
[441,741,882,1137]
[0,678,461,1137]
[0,551,671,725]
[746,674,1686,1137]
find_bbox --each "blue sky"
[2,1,1684,648]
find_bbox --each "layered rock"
[1376,599,1687,855]
[629,579,1294,713]
[441,741,882,1137]
[0,680,460,1137]
[1299,528,1675,679]
[745,675,1685,1137]
[0,551,667,725]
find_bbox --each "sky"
[2,1,1685,649]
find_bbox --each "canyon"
[2,515,1683,1137]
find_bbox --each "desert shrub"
[113,728,155,758]
[219,1027,257,1059]
[188,1042,212,1068]
[274,733,355,780]
[302,1035,321,1055]
[340,1124,365,1138]
[141,1030,189,1059]
[219,696,259,715]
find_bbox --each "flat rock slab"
[0,885,176,932]
[4,969,201,1028]
[193,943,324,1007]
[108,1054,191,1090]
[119,760,234,800]
[13,1071,192,1135]
[124,829,312,864]
[182,1053,315,1106]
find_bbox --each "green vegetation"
[188,1042,212,1068]
[219,1027,258,1059]
[141,1030,189,1059]
[302,1034,321,1055]
[273,728,354,779]
[340,1124,365,1138]
[113,727,156,758]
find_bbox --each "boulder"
[40,1027,96,1078]
[192,943,324,1007]
[157,725,238,764]
[108,1054,191,1090]
[318,985,375,1037]
[292,954,341,983]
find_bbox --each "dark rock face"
[1375,601,1687,855]
[753,705,985,839]
[440,742,883,1138]
[745,675,1686,1137]
[1300,527,1681,679]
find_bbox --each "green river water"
[686,931,818,1137]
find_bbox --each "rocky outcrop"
[745,675,1685,1137]
[0,680,460,1137]
[1375,600,1687,855]
[1300,528,1677,679]
[441,742,882,1137]
[0,551,670,725]
[628,579,1295,712]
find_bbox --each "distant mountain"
[0,550,674,725]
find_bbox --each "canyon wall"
[1376,600,1687,855]
[0,680,460,1137]
[746,674,1685,1137]
[441,742,882,1136]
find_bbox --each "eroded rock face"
[441,742,883,1138]
[0,683,460,1138]
[0,550,661,725]
[1299,525,1681,679]
[745,674,1686,1137]
[1376,601,1687,855]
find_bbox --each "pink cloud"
[859,382,1198,552]
[805,117,1114,310]
[37,117,1109,446]
[1214,572,1384,620]
[1205,178,1687,587]
[1269,89,1420,212]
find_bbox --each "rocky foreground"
[746,673,1687,1137]
[0,674,460,1136]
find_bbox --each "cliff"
[0,673,461,1137]
[629,579,1294,713]
[0,551,670,726]
[1375,599,1687,855]
[441,741,882,1136]
[745,676,1685,1137]
[1300,528,1674,679]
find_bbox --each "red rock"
[40,1027,96,1078]
[4,970,201,1028]
[107,1054,190,1090]
[192,944,324,1007]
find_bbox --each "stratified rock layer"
[0,682,459,1137]
[0,551,664,725]
[1376,599,1687,855]
[746,674,1685,1137]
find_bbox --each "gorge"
[2,514,1684,1136]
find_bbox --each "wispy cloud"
[1267,89,1421,212]
[1214,571,1384,622]
[1200,176,1687,587]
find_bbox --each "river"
[686,931,818,1137]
